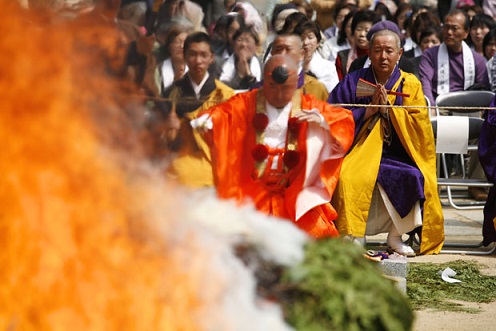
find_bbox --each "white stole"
[437,41,475,96]
[491,55,496,92]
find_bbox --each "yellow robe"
[168,80,235,187]
[302,74,329,102]
[332,71,444,255]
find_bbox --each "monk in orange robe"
[194,54,355,238]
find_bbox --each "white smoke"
[131,168,309,331]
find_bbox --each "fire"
[0,3,204,330]
[0,4,301,331]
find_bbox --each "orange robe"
[202,89,354,238]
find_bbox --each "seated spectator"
[210,14,231,58]
[484,29,496,90]
[373,1,393,21]
[231,1,266,46]
[295,20,339,92]
[219,27,261,90]
[156,23,193,93]
[395,2,413,39]
[404,11,441,58]
[325,8,357,63]
[467,13,496,57]
[323,1,355,39]
[209,12,246,69]
[411,27,442,81]
[265,3,299,50]
[328,23,444,256]
[420,9,490,200]
[335,9,379,80]
[419,9,489,106]
[483,28,496,61]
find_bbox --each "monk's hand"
[165,110,181,142]
[294,109,324,124]
[365,84,388,119]
[190,113,213,134]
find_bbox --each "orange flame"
[0,4,211,330]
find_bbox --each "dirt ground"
[410,253,496,331]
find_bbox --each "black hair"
[226,12,246,32]
[483,28,496,60]
[271,3,297,30]
[394,3,413,28]
[374,2,393,21]
[333,1,357,20]
[337,8,357,46]
[419,26,442,45]
[351,10,380,34]
[470,13,496,30]
[294,20,322,43]
[183,31,213,54]
[280,11,308,34]
[410,11,441,44]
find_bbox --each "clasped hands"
[365,84,391,120]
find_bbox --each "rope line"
[125,95,496,111]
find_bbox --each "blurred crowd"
[85,0,496,95]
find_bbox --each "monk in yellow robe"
[162,32,235,187]
[328,23,444,255]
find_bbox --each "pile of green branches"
[277,239,413,331]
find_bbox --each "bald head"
[263,54,299,108]
[264,54,298,77]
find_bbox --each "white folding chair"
[431,116,493,210]
[434,91,495,209]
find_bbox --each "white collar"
[264,100,292,149]
[189,72,210,99]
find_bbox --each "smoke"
[0,4,307,330]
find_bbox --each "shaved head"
[263,54,299,108]
[264,54,298,76]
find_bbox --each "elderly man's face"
[369,34,402,79]
[442,13,469,51]
[263,70,298,108]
